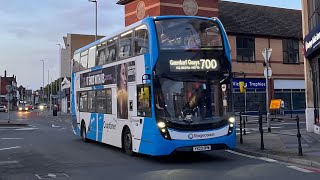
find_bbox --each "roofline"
[220,1,301,11]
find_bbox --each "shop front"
[304,23,320,133]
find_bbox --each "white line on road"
[0,161,19,165]
[259,157,278,163]
[226,150,277,163]
[0,146,21,151]
[15,128,38,131]
[1,138,24,140]
[287,166,313,173]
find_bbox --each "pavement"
[236,114,320,168]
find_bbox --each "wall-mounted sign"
[233,78,266,89]
[304,23,320,58]
[169,59,218,72]
[136,1,146,20]
[183,0,199,16]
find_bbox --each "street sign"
[5,94,13,101]
[264,67,272,79]
[5,85,13,92]
[262,48,272,63]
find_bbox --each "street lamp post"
[40,60,44,103]
[56,44,62,116]
[88,0,98,41]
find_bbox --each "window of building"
[308,0,320,31]
[106,38,118,63]
[88,46,96,69]
[80,50,88,70]
[137,85,152,117]
[119,31,133,59]
[79,92,88,112]
[73,53,80,72]
[96,43,106,66]
[96,90,106,114]
[134,25,149,55]
[236,36,255,62]
[283,39,299,64]
[88,91,96,112]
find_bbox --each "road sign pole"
[7,100,10,122]
[265,48,271,132]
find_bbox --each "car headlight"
[19,107,22,111]
[228,117,235,124]
[25,108,29,110]
[39,105,44,110]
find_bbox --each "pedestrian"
[280,100,285,116]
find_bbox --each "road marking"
[15,128,38,131]
[225,150,256,159]
[259,157,278,162]
[0,161,19,165]
[0,146,21,151]
[52,124,61,128]
[1,138,24,140]
[287,166,313,173]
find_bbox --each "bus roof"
[74,16,219,55]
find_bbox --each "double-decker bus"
[71,16,235,156]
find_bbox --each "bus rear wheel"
[123,128,134,156]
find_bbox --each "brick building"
[0,70,18,109]
[117,0,305,113]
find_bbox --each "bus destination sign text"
[169,59,218,72]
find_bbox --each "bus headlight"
[19,107,23,111]
[157,121,171,140]
[157,122,166,128]
[228,117,235,124]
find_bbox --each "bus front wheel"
[123,128,133,156]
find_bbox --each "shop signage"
[233,78,266,89]
[304,23,320,58]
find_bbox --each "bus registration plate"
[193,145,211,152]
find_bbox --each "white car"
[0,105,7,112]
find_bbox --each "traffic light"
[239,81,246,93]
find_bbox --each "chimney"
[4,70,6,77]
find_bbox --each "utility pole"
[262,48,272,132]
[56,44,62,116]
[40,60,44,103]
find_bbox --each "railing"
[237,112,303,156]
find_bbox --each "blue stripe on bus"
[86,113,97,140]
[91,65,102,71]
[92,86,105,90]
[71,73,80,135]
[97,114,104,142]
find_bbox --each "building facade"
[302,0,320,134]
[117,0,305,114]
[0,70,18,109]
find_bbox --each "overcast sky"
[0,0,302,90]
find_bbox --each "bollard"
[243,116,247,135]
[296,116,303,156]
[259,112,264,150]
[240,112,243,144]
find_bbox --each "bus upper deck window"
[135,25,149,55]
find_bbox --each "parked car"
[0,105,7,112]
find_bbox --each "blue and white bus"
[71,16,235,156]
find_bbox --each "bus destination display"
[169,59,218,72]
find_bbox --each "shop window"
[79,92,88,112]
[134,25,149,55]
[119,31,133,59]
[307,0,320,31]
[88,91,96,112]
[283,39,299,64]
[236,36,255,62]
[137,85,152,117]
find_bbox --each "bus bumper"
[138,127,236,156]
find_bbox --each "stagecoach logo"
[188,132,216,140]
[136,1,146,20]
[183,0,199,16]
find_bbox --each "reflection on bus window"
[155,18,223,50]
[135,25,149,55]
[96,43,106,66]
[119,31,133,58]
[106,38,118,63]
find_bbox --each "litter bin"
[53,106,58,116]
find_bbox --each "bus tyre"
[123,128,134,156]
[81,123,88,143]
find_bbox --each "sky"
[0,0,302,90]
